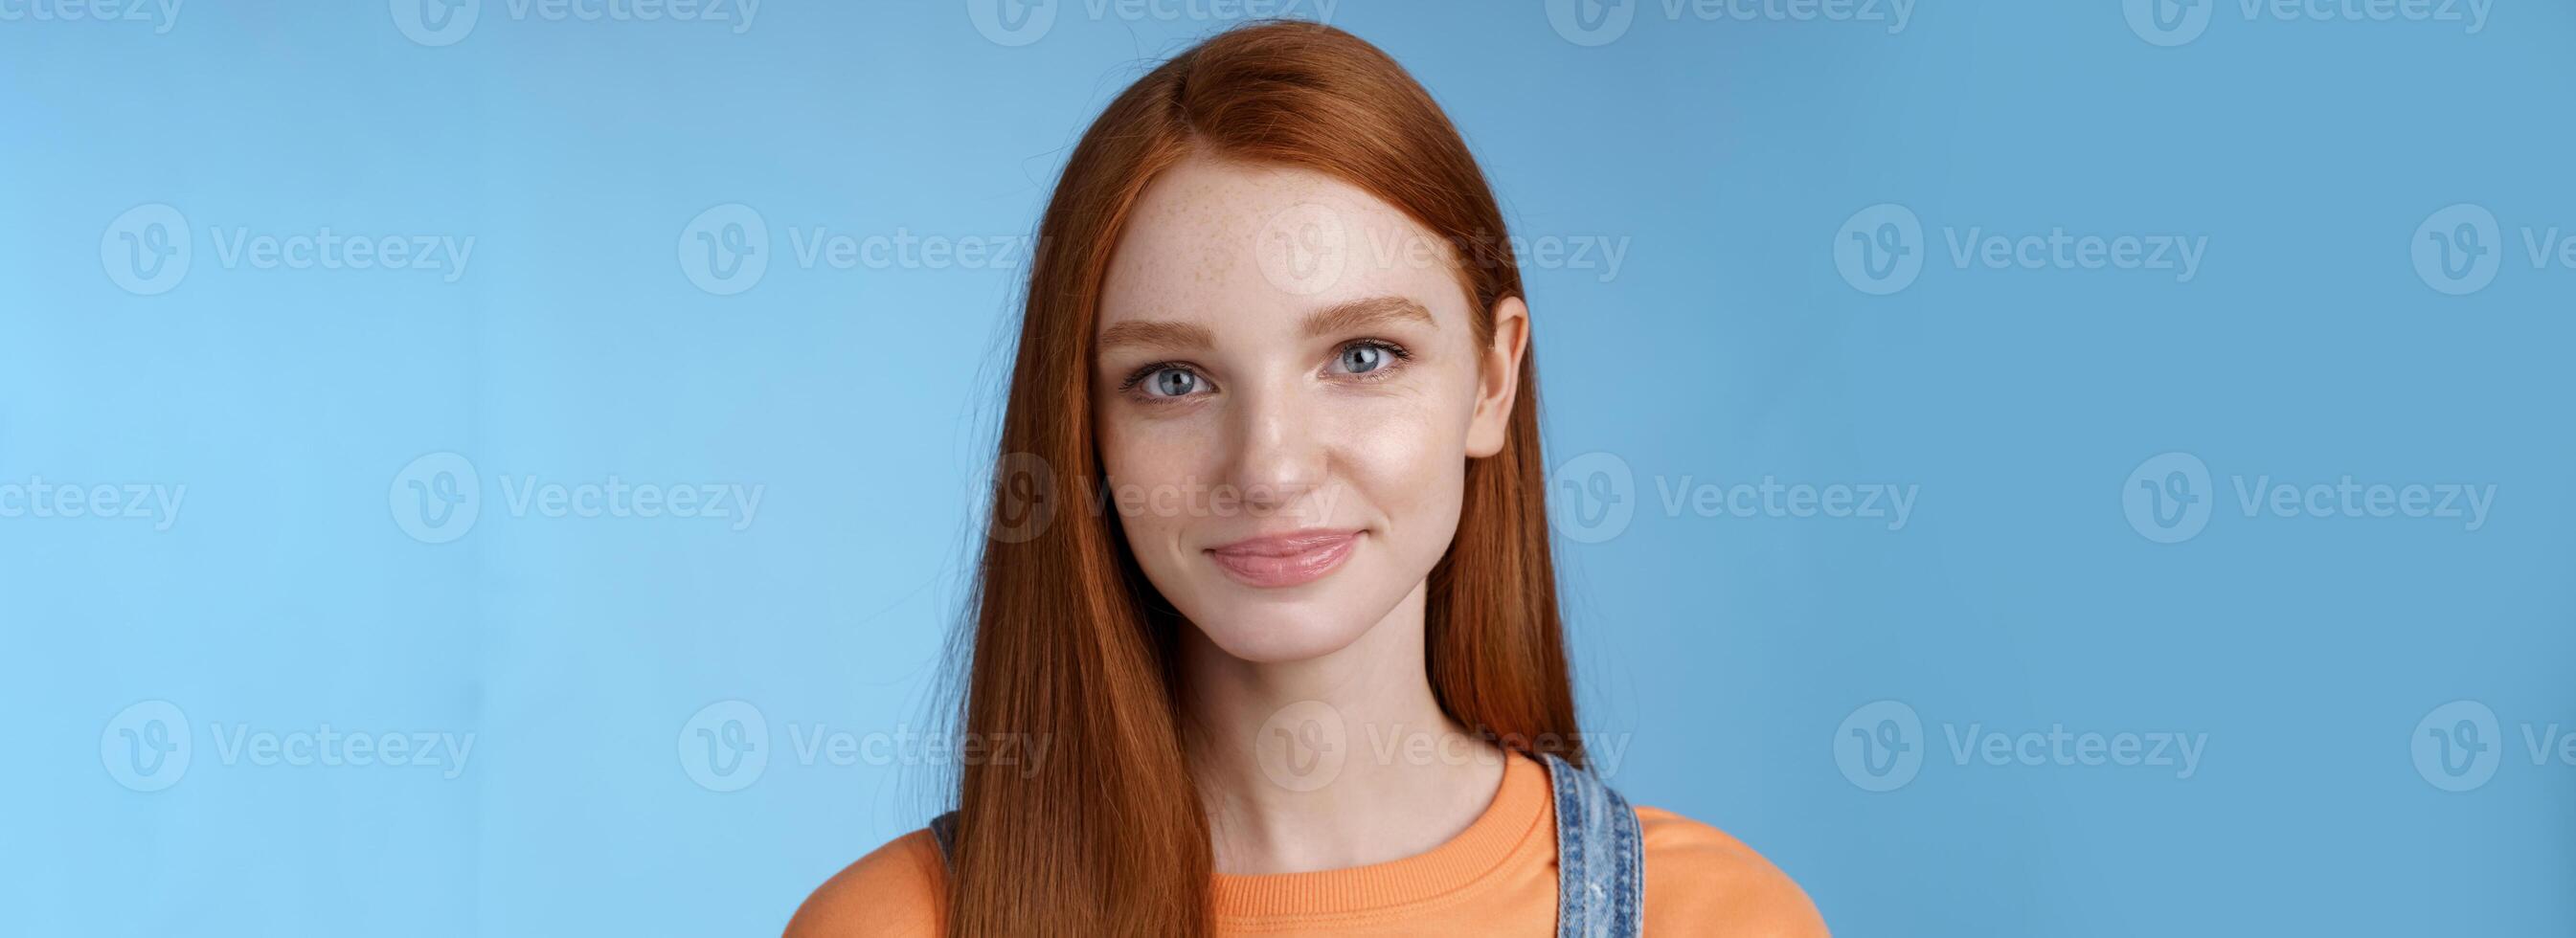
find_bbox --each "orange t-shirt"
[786,751,1828,936]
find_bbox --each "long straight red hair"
[948,20,1579,936]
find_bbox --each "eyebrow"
[1095,295,1435,354]
[1096,320,1214,352]
[1301,295,1435,338]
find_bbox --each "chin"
[1186,597,1385,664]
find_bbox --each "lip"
[1204,529,1362,589]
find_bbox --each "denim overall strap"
[1542,752,1646,938]
[928,810,960,865]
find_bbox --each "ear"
[1465,296,1530,458]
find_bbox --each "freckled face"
[1092,157,1506,663]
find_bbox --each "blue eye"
[1141,367,1203,398]
[1332,342,1404,376]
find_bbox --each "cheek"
[1326,374,1478,532]
[1095,404,1211,534]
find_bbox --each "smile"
[1204,529,1361,589]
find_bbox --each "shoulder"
[1633,805,1830,937]
[783,829,946,938]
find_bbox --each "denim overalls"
[926,752,1645,937]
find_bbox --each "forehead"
[1096,156,1471,331]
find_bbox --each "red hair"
[947,20,1577,936]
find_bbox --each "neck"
[1178,580,1508,875]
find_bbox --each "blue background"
[6,1,2571,934]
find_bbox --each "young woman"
[789,20,1826,938]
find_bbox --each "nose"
[1227,380,1328,520]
